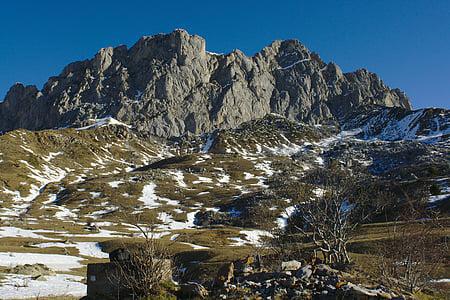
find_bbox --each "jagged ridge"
[0,29,411,137]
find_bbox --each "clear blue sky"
[1,0,449,108]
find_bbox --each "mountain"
[0,30,449,298]
[0,29,411,137]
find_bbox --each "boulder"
[281,260,302,272]
[296,264,313,280]
[215,262,234,286]
[338,283,394,300]
[235,256,255,275]
[179,282,209,299]
[109,248,131,262]
[314,263,339,276]
[194,210,231,226]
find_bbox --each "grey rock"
[179,282,209,299]
[0,29,411,137]
[296,264,313,280]
[281,260,302,272]
[6,263,56,277]
[314,264,338,276]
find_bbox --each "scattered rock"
[207,260,404,299]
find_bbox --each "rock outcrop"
[208,258,402,299]
[0,29,411,137]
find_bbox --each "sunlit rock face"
[0,29,411,137]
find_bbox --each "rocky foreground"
[177,257,408,299]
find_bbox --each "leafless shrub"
[277,168,385,265]
[378,207,448,293]
[109,214,173,298]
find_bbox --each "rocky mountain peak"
[129,29,207,65]
[0,29,412,137]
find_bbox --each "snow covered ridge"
[344,107,450,144]
[76,117,131,130]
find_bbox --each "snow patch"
[108,180,123,188]
[34,242,108,258]
[0,227,56,240]
[76,117,131,130]
[0,252,83,271]
[0,274,86,299]
[229,230,273,247]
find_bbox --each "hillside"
[0,112,448,298]
[0,29,448,299]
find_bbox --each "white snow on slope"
[315,129,362,148]
[255,161,274,177]
[265,143,303,156]
[76,117,131,130]
[43,151,63,162]
[138,183,180,209]
[87,206,118,218]
[0,274,86,299]
[276,206,296,229]
[157,211,198,231]
[180,242,210,250]
[108,180,123,188]
[376,110,424,141]
[240,230,273,245]
[89,191,101,198]
[217,173,230,184]
[20,146,35,155]
[54,206,78,219]
[417,116,450,143]
[360,109,449,144]
[278,58,310,70]
[263,133,304,156]
[0,252,83,271]
[229,230,273,247]
[138,183,160,208]
[66,228,126,238]
[431,278,450,283]
[244,172,255,180]
[192,176,213,184]
[34,242,108,258]
[1,161,67,217]
[206,51,224,56]
[0,227,56,240]
[169,170,187,188]
[429,180,450,205]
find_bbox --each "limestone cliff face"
[0,29,411,137]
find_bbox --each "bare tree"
[108,214,173,298]
[288,168,383,265]
[378,207,447,293]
